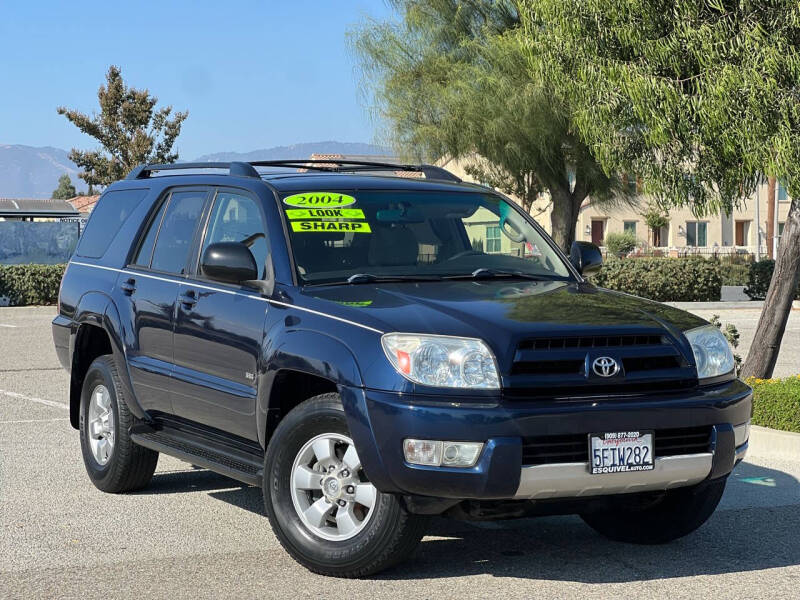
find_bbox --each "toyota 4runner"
[53,159,751,577]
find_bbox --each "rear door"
[171,188,271,440]
[117,187,210,414]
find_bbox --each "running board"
[131,426,264,486]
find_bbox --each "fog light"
[403,439,483,467]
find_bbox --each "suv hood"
[303,280,706,364]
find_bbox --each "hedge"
[592,256,721,302]
[747,376,800,433]
[0,264,66,306]
[745,259,800,300]
[718,263,750,286]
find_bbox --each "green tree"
[351,0,628,251]
[517,0,800,378]
[51,174,76,199]
[57,66,187,187]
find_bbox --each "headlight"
[685,325,734,380]
[381,333,500,389]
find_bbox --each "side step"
[131,426,264,486]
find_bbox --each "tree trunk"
[549,186,585,252]
[741,198,800,379]
[767,176,776,259]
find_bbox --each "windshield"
[281,190,573,285]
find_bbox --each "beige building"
[442,157,791,257]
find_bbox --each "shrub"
[592,256,721,302]
[746,376,800,433]
[604,231,638,256]
[0,264,66,306]
[718,263,750,286]
[745,259,800,300]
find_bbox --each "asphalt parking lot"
[2,306,800,599]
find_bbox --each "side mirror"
[570,241,603,276]
[201,242,258,285]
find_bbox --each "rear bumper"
[340,379,752,501]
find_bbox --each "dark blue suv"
[53,160,751,577]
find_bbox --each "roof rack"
[126,159,461,183]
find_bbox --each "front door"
[172,189,270,441]
[591,220,605,246]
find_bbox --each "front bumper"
[340,379,752,501]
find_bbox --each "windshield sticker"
[283,192,356,208]
[291,221,372,233]
[285,208,365,220]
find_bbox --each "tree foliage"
[51,174,76,199]
[57,66,188,187]
[350,0,627,250]
[517,0,800,377]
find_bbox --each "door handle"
[120,278,136,295]
[179,290,198,309]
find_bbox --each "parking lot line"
[0,389,68,410]
[0,323,18,328]
[0,417,69,424]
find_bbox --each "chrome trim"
[514,453,713,500]
[69,261,384,334]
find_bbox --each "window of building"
[75,189,148,258]
[201,192,268,279]
[686,221,707,247]
[623,221,637,236]
[625,174,638,195]
[778,182,789,202]
[779,222,785,238]
[149,190,207,274]
[486,225,502,253]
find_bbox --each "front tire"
[580,477,727,544]
[263,393,428,578]
[79,356,159,493]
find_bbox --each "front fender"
[257,328,364,447]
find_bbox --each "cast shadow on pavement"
[137,460,800,583]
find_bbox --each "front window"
[281,190,572,285]
[623,221,637,236]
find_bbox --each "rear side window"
[132,199,168,267]
[75,189,149,258]
[149,190,207,274]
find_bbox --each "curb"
[666,300,800,310]
[747,425,800,460]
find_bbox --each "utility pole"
[755,184,761,260]
[767,176,776,259]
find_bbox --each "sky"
[0,0,394,158]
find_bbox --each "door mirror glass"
[570,241,603,275]
[200,242,258,284]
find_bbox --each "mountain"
[194,141,389,163]
[0,141,390,198]
[0,145,80,199]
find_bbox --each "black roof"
[261,172,484,193]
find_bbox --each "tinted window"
[75,189,148,258]
[132,199,168,267]
[150,190,206,274]
[201,192,268,278]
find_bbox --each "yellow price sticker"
[291,221,372,233]
[285,208,365,220]
[283,192,356,208]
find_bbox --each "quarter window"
[201,192,268,279]
[132,199,168,267]
[149,190,207,274]
[75,189,148,258]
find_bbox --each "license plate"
[589,431,654,474]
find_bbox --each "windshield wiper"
[345,273,444,284]
[444,268,552,281]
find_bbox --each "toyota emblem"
[592,356,620,377]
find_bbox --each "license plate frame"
[589,430,655,474]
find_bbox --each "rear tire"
[79,356,159,493]
[580,477,727,544]
[263,393,428,578]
